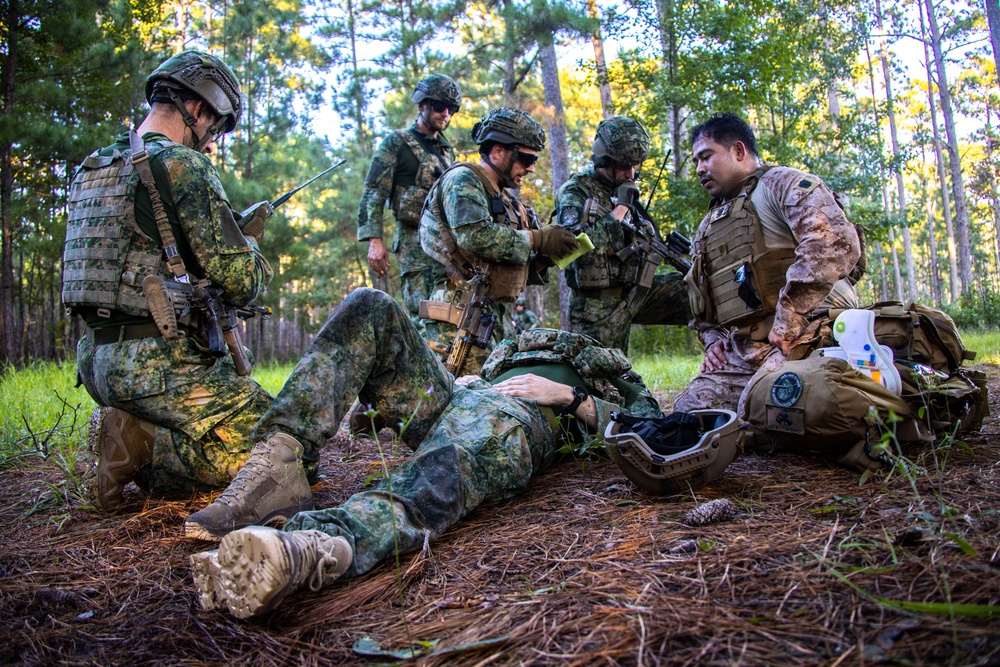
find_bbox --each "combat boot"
[190,526,353,618]
[88,407,156,511]
[184,433,313,541]
[347,401,385,437]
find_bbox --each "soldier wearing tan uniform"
[674,112,863,414]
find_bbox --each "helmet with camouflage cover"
[146,51,244,150]
[605,410,740,495]
[592,116,649,168]
[471,108,546,151]
[411,74,462,108]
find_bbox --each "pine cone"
[683,498,739,526]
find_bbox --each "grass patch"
[631,353,701,393]
[960,330,1000,365]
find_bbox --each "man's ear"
[732,140,748,161]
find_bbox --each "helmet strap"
[484,144,519,189]
[167,89,218,152]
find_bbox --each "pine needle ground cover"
[1,364,998,665]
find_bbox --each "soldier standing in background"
[417,108,579,375]
[512,296,539,333]
[554,116,690,353]
[63,51,274,509]
[356,74,461,325]
[674,112,863,414]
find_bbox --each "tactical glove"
[616,181,640,208]
[239,201,273,242]
[531,225,580,257]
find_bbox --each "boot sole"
[216,527,297,619]
[184,499,314,542]
[190,550,224,611]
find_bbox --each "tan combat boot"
[184,433,313,541]
[190,526,352,618]
[88,407,156,511]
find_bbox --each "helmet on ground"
[146,51,243,133]
[593,116,649,168]
[471,108,546,151]
[605,410,740,495]
[412,74,462,108]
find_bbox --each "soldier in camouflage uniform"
[674,112,863,414]
[555,117,690,353]
[418,108,578,374]
[512,296,539,333]
[186,288,663,619]
[63,51,274,509]
[357,74,461,326]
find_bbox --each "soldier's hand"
[616,181,640,208]
[531,225,579,258]
[368,238,390,275]
[239,201,273,242]
[702,339,731,372]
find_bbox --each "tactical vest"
[421,162,536,301]
[688,167,795,338]
[62,140,177,318]
[558,172,659,291]
[389,130,452,227]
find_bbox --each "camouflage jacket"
[63,132,272,328]
[356,123,454,242]
[554,167,658,291]
[689,165,861,348]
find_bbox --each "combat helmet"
[471,108,546,151]
[411,74,462,108]
[605,410,740,495]
[592,116,649,168]
[146,50,244,150]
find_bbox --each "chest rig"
[421,163,536,301]
[689,167,796,338]
[390,130,452,227]
[62,137,179,318]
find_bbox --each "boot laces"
[214,440,277,507]
[296,532,345,592]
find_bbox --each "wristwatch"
[564,386,589,415]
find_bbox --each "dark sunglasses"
[430,100,459,114]
[515,150,539,168]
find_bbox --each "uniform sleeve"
[443,169,533,265]
[556,177,621,254]
[357,133,401,241]
[161,148,272,307]
[763,169,861,343]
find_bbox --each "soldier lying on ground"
[186,287,662,619]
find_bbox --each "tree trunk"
[987,0,1000,94]
[925,0,972,292]
[586,0,613,119]
[922,13,959,302]
[0,0,20,367]
[875,0,916,302]
[538,40,572,329]
[347,0,371,155]
[920,143,943,306]
[655,0,686,175]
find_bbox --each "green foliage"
[943,287,1000,330]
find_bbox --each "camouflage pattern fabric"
[676,165,861,413]
[68,133,273,493]
[357,124,454,278]
[277,288,661,578]
[77,333,274,493]
[555,167,690,353]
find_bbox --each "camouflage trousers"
[272,288,556,578]
[569,271,691,353]
[76,334,272,494]
[399,267,436,335]
[672,335,786,415]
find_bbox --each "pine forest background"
[1,0,998,367]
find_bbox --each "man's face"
[421,100,455,132]
[189,101,221,154]
[691,135,751,199]
[596,161,638,186]
[505,146,538,187]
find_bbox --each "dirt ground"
[1,367,998,666]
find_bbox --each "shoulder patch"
[559,206,582,229]
[794,177,820,194]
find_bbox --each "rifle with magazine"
[444,269,497,375]
[139,146,343,375]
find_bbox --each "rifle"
[444,271,497,375]
[143,275,271,376]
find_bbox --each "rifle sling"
[129,129,190,282]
